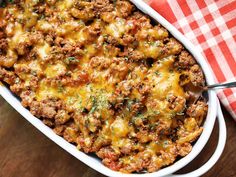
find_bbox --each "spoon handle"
[206,81,236,89]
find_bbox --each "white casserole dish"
[0,0,226,176]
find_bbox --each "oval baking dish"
[0,0,226,176]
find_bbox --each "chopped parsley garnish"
[65,57,79,64]
[155,71,160,76]
[40,14,45,20]
[67,57,76,61]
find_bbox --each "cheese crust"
[0,0,207,173]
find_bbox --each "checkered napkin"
[149,0,236,120]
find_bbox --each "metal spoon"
[204,81,236,90]
[192,81,236,104]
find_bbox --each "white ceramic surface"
[0,0,222,176]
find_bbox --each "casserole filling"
[0,0,208,173]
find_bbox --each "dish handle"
[168,99,227,177]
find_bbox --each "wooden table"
[1,1,236,176]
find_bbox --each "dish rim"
[0,0,218,176]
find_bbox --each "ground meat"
[55,110,71,125]
[187,101,208,125]
[96,146,120,161]
[189,64,205,87]
[71,8,95,21]
[73,71,90,83]
[100,11,116,23]
[29,32,44,44]
[54,37,66,47]
[43,118,54,127]
[92,136,111,152]
[116,80,132,96]
[46,72,89,87]
[137,83,150,97]
[88,23,101,37]
[77,136,95,153]
[177,117,203,144]
[0,30,5,39]
[86,114,102,133]
[63,127,79,143]
[10,82,24,94]
[71,1,95,21]
[15,33,37,56]
[20,90,35,107]
[31,101,57,118]
[62,45,84,59]
[166,38,183,55]
[108,93,125,109]
[174,51,196,69]
[128,12,152,29]
[0,54,18,68]
[102,158,122,171]
[121,34,135,46]
[0,67,17,85]
[127,48,145,60]
[30,99,63,119]
[33,5,46,13]
[14,64,31,76]
[90,56,112,69]
[131,101,145,115]
[106,45,121,58]
[108,59,130,81]
[97,146,122,171]
[155,119,172,134]
[120,143,132,155]
[94,0,114,13]
[53,125,66,136]
[44,34,54,45]
[179,73,190,86]
[147,145,178,172]
[121,151,152,173]
[106,35,120,46]
[136,130,151,143]
[116,0,133,18]
[177,142,192,156]
[28,76,39,90]
[167,95,186,113]
[0,38,8,50]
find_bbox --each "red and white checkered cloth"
[149,0,236,120]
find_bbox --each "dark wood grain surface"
[1,1,236,176]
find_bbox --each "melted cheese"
[36,81,63,100]
[106,18,126,38]
[36,20,54,32]
[148,56,185,99]
[110,118,129,138]
[0,1,206,173]
[57,0,74,10]
[37,43,51,60]
[45,63,66,78]
[65,27,88,43]
[138,41,162,59]
[8,23,25,48]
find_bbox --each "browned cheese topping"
[0,0,208,173]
